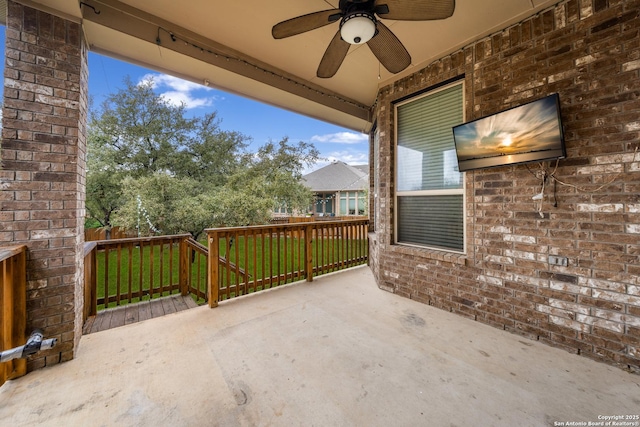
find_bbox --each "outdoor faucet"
[0,330,57,363]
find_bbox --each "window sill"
[390,243,467,266]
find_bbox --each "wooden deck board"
[83,295,199,335]
[160,297,177,315]
[124,304,139,325]
[173,295,189,312]
[149,299,165,318]
[93,310,112,333]
[138,301,152,322]
[109,306,127,329]
[184,295,199,309]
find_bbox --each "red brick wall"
[371,0,640,371]
[1,2,88,370]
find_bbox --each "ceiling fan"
[272,0,455,78]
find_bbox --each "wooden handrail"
[1,245,27,387]
[206,219,368,305]
[206,219,367,234]
[185,238,207,253]
[92,234,192,248]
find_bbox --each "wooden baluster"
[269,227,274,288]
[261,229,267,289]
[305,224,313,282]
[137,241,144,301]
[252,229,257,292]
[116,243,122,306]
[127,244,133,303]
[208,231,219,307]
[297,226,302,280]
[283,227,288,284]
[149,242,155,298]
[179,238,187,297]
[104,246,110,308]
[243,228,249,293]
[159,240,165,296]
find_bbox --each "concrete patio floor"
[1,266,639,427]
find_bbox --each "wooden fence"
[206,219,368,307]
[84,226,136,242]
[0,245,27,388]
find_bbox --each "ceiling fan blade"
[374,0,455,21]
[367,22,411,74]
[317,30,350,78]
[272,9,341,39]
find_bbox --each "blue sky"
[0,26,367,172]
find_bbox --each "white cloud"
[138,73,216,109]
[325,150,368,164]
[159,91,213,109]
[310,132,368,145]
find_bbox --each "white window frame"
[339,191,366,216]
[393,81,466,254]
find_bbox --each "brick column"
[1,1,88,370]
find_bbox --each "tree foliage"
[86,76,318,239]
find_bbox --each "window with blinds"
[394,82,465,252]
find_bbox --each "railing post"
[86,243,98,318]
[208,231,219,307]
[1,246,27,385]
[179,238,189,296]
[304,225,313,282]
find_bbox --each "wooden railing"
[206,219,368,307]
[185,238,208,302]
[1,245,27,387]
[84,219,368,316]
[83,234,208,317]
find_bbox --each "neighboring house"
[302,162,368,217]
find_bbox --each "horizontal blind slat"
[397,195,464,251]
[396,82,465,252]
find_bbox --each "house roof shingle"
[303,162,369,192]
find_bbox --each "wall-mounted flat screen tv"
[452,93,566,172]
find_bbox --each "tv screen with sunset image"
[452,93,566,172]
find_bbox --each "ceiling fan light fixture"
[340,12,376,45]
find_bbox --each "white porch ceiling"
[30,0,559,132]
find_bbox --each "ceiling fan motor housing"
[340,12,377,44]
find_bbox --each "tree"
[113,173,214,239]
[86,76,249,229]
[112,173,275,240]
[87,76,246,179]
[86,76,320,238]
[172,112,248,187]
[88,77,192,176]
[231,138,319,214]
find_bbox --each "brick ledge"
[389,243,467,266]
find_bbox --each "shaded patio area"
[1,266,638,426]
